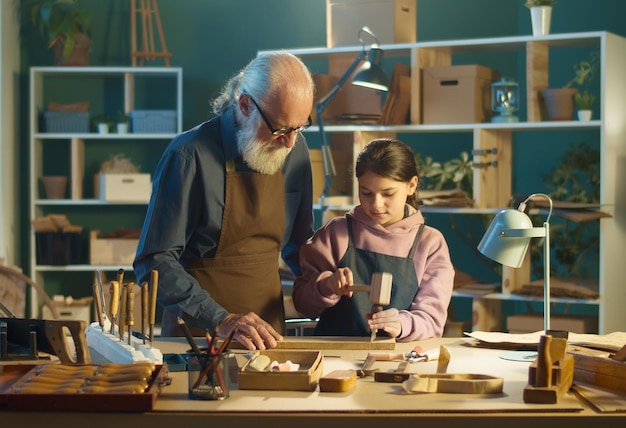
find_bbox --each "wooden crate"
[239,350,323,391]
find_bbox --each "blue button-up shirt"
[133,106,314,331]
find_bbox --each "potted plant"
[26,0,92,66]
[93,114,113,134]
[524,0,555,36]
[575,90,596,121]
[116,111,131,134]
[542,51,598,121]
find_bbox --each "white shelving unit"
[266,31,626,334]
[29,66,182,316]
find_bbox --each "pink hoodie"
[293,204,455,341]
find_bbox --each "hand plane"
[0,317,90,363]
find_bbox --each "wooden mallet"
[347,272,393,339]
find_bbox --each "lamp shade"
[477,209,534,268]
[352,48,389,91]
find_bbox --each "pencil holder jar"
[186,350,233,400]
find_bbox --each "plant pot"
[54,33,91,66]
[116,123,129,134]
[577,109,592,121]
[530,6,552,36]
[542,88,578,121]
[98,123,110,134]
[41,176,68,199]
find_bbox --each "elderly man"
[134,51,315,350]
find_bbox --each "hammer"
[347,272,393,340]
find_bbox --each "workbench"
[2,336,625,428]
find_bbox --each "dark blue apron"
[314,215,424,336]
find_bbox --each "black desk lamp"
[315,26,389,206]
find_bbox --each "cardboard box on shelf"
[89,230,139,266]
[326,0,416,47]
[422,65,500,124]
[94,173,151,202]
[42,296,93,323]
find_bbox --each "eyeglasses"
[246,93,311,136]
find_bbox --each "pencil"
[177,316,202,355]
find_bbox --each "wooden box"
[0,364,169,411]
[239,350,323,391]
[94,173,151,202]
[89,230,139,265]
[422,65,499,124]
[326,0,416,47]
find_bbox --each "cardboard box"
[507,313,598,334]
[89,230,139,265]
[422,65,500,124]
[239,350,323,391]
[326,0,416,47]
[94,173,151,202]
[42,302,92,324]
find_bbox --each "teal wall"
[16,0,626,327]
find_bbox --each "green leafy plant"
[575,90,596,110]
[536,142,600,277]
[116,111,130,124]
[564,51,598,89]
[415,151,473,195]
[524,0,555,7]
[26,0,91,60]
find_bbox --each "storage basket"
[130,110,176,133]
[35,232,83,265]
[43,111,90,133]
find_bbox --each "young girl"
[293,138,454,341]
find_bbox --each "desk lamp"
[478,193,553,332]
[315,26,389,206]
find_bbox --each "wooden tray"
[239,350,323,391]
[0,364,170,412]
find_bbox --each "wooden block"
[273,336,396,350]
[524,354,574,403]
[319,370,357,392]
[569,345,626,393]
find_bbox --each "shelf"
[274,30,626,334]
[34,132,177,139]
[29,66,182,318]
[304,120,601,133]
[35,264,133,272]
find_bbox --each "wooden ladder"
[130,0,172,66]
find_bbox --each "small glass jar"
[491,77,520,122]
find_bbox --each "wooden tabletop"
[2,336,625,427]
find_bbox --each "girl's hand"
[324,267,354,296]
[367,307,402,339]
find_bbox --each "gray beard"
[236,117,292,175]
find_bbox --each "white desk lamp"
[478,193,553,332]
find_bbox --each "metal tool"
[126,283,136,345]
[109,280,120,335]
[141,281,149,345]
[149,269,159,347]
[118,284,128,342]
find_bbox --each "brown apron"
[161,159,286,336]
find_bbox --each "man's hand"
[218,312,283,350]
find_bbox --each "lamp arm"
[315,49,366,113]
[315,48,366,205]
